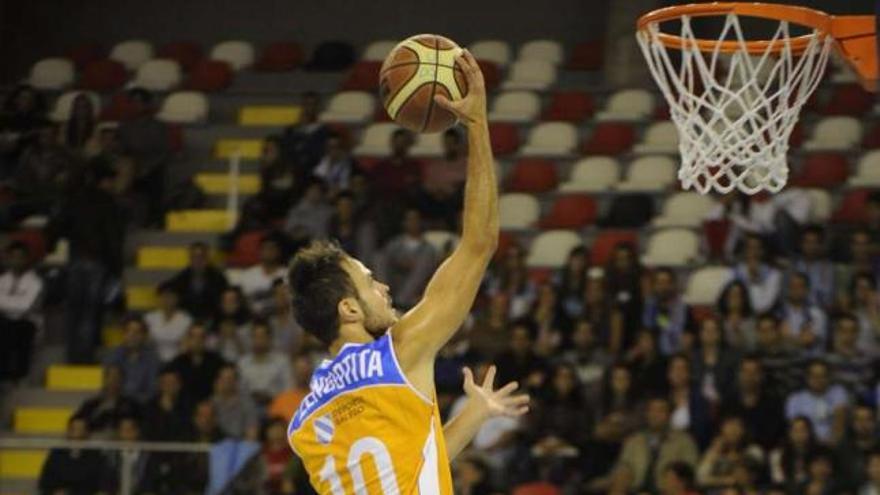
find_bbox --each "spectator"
[666,354,713,449]
[284,177,333,241]
[661,461,699,495]
[62,93,96,152]
[553,246,589,324]
[267,280,302,354]
[529,363,592,459]
[0,241,43,383]
[802,447,841,495]
[721,357,785,450]
[730,234,782,313]
[778,272,827,354]
[171,401,222,494]
[691,317,738,405]
[868,192,880,244]
[487,243,536,319]
[165,242,229,320]
[211,364,260,440]
[104,315,160,402]
[626,329,669,397]
[312,132,357,196]
[468,293,510,359]
[239,234,286,317]
[211,285,253,349]
[837,404,880,491]
[141,366,192,442]
[169,323,226,403]
[696,415,765,489]
[368,128,421,202]
[754,313,804,396]
[716,280,757,351]
[38,415,110,495]
[189,400,223,442]
[561,319,611,399]
[608,396,699,495]
[0,84,47,174]
[268,353,313,420]
[837,230,880,303]
[826,313,872,398]
[106,416,154,493]
[586,363,641,483]
[435,326,483,409]
[375,208,437,309]
[790,226,835,308]
[417,128,467,227]
[116,88,172,226]
[454,454,495,495]
[604,243,644,352]
[494,319,548,389]
[860,449,880,495]
[145,282,193,362]
[583,273,625,355]
[530,284,565,356]
[238,320,292,404]
[262,418,294,495]
[785,360,850,444]
[770,416,817,490]
[52,158,126,363]
[850,272,880,356]
[281,91,331,177]
[327,190,377,262]
[74,365,140,435]
[255,135,298,221]
[643,268,694,355]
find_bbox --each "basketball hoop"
[636,3,877,194]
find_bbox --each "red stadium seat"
[476,60,500,91]
[168,124,184,152]
[542,91,595,122]
[373,105,393,122]
[863,124,880,149]
[507,159,558,193]
[788,122,804,148]
[186,60,233,91]
[255,42,304,71]
[821,83,874,116]
[227,230,267,267]
[9,230,47,262]
[100,92,139,121]
[566,41,604,71]
[66,43,105,70]
[703,219,732,260]
[539,194,597,229]
[493,231,517,263]
[582,122,635,155]
[528,268,553,286]
[833,189,873,223]
[489,123,519,156]
[512,481,562,495]
[158,41,203,70]
[80,59,128,91]
[341,61,382,90]
[793,153,849,187]
[591,230,638,265]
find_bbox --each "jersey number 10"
[318,437,401,495]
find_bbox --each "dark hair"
[66,93,95,149]
[806,358,829,373]
[868,191,880,204]
[835,312,858,328]
[157,281,178,295]
[287,240,357,346]
[215,286,252,325]
[6,240,29,254]
[756,312,779,327]
[443,127,461,142]
[717,280,754,317]
[392,128,410,139]
[509,317,538,340]
[127,87,153,105]
[190,241,209,251]
[250,317,272,335]
[302,91,320,101]
[123,314,147,332]
[801,225,825,240]
[851,271,877,294]
[664,461,695,487]
[158,364,179,377]
[781,416,816,477]
[789,271,810,288]
[2,84,46,115]
[652,267,676,281]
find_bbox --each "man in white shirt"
[779,272,827,355]
[0,241,43,383]
[730,234,782,313]
[237,320,292,405]
[375,208,438,309]
[144,282,193,362]
[238,234,286,317]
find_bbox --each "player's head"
[288,240,397,348]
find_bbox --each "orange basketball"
[379,34,468,133]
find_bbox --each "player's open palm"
[434,49,486,126]
[462,365,530,418]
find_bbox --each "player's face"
[345,258,398,337]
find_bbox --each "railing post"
[120,448,135,495]
[227,150,241,229]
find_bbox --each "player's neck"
[329,324,373,356]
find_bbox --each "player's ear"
[338,297,363,324]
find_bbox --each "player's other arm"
[393,50,498,370]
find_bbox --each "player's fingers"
[504,394,530,406]
[462,49,480,72]
[505,405,530,417]
[482,365,497,388]
[462,367,475,388]
[496,380,518,396]
[433,94,459,113]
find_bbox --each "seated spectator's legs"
[64,258,106,363]
[0,314,36,382]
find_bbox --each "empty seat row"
[50,90,208,123]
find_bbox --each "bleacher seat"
[80,59,128,91]
[14,407,72,434]
[238,105,301,126]
[597,89,655,121]
[110,39,154,70]
[684,266,732,305]
[806,189,832,222]
[616,155,677,191]
[46,365,102,390]
[794,153,849,187]
[539,195,598,229]
[210,40,255,71]
[354,123,399,156]
[318,91,375,124]
[582,122,636,155]
[653,192,717,227]
[126,285,159,310]
[642,228,700,267]
[306,41,356,71]
[512,482,562,495]
[862,123,880,148]
[477,60,501,91]
[469,40,512,66]
[215,138,263,159]
[186,60,233,91]
[601,194,655,228]
[559,156,620,192]
[488,91,541,123]
[633,121,679,154]
[29,58,75,90]
[363,40,398,61]
[849,150,880,186]
[255,42,303,71]
[131,59,182,91]
[590,230,639,265]
[502,59,556,90]
[50,91,100,122]
[542,91,595,122]
[526,230,582,268]
[137,246,193,269]
[833,189,873,223]
[165,210,234,232]
[507,159,558,193]
[802,116,862,151]
[409,132,444,158]
[0,450,47,479]
[195,173,261,194]
[157,91,209,123]
[489,123,520,156]
[101,92,139,121]
[519,122,577,156]
[342,61,382,91]
[157,41,203,70]
[66,42,105,69]
[227,230,266,267]
[499,193,540,229]
[567,40,604,70]
[821,83,874,116]
[519,39,564,65]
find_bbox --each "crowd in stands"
[3,83,880,494]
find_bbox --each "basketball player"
[287,49,528,494]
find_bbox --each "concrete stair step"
[13,407,73,434]
[0,449,48,480]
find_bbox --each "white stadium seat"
[684,266,733,305]
[354,123,399,156]
[363,40,398,61]
[50,91,100,122]
[210,40,255,71]
[424,230,460,255]
[616,155,677,192]
[110,40,154,71]
[499,193,539,229]
[502,59,557,91]
[526,230,583,268]
[131,59,181,91]
[318,91,375,124]
[805,189,832,223]
[29,58,75,90]
[157,91,209,124]
[559,156,621,192]
[802,116,862,151]
[487,91,541,123]
[469,40,512,67]
[597,89,655,121]
[519,39,564,65]
[642,228,700,267]
[519,122,577,157]
[848,149,880,186]
[653,192,717,228]
[633,121,679,154]
[410,132,444,158]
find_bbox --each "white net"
[637,13,834,194]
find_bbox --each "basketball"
[379,34,468,133]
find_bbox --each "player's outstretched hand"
[462,365,530,419]
[434,49,486,127]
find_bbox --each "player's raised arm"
[393,49,498,371]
